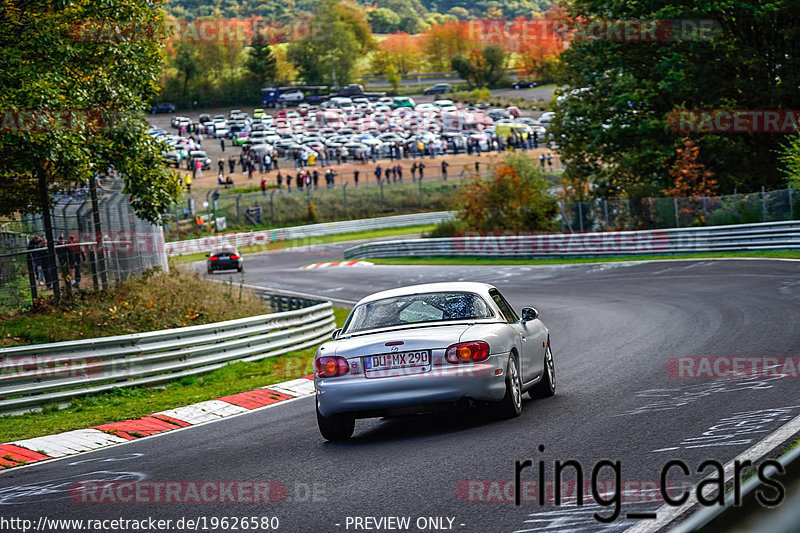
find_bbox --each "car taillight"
[316,356,349,378]
[209,256,218,261]
[230,254,240,260]
[445,341,490,363]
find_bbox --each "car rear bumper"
[315,353,510,418]
[208,260,241,271]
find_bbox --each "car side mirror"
[331,328,342,340]
[205,253,210,257]
[521,307,539,322]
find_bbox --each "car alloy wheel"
[495,353,522,419]
[530,342,555,399]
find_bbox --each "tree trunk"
[37,165,61,303]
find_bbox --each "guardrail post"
[603,200,609,229]
[674,197,680,228]
[761,186,767,222]
[577,201,584,232]
[379,180,385,209]
[418,176,424,209]
[343,183,348,212]
[270,190,276,225]
[236,195,241,223]
[790,187,794,220]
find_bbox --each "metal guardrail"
[166,211,455,257]
[670,443,800,532]
[0,298,335,415]
[343,221,800,259]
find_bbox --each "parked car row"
[151,98,553,168]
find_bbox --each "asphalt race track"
[1,243,798,533]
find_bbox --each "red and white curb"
[301,260,373,269]
[0,376,315,470]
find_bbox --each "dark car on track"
[423,83,451,95]
[150,102,176,114]
[512,80,537,89]
[207,246,243,274]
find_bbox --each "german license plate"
[364,351,431,377]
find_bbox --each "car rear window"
[343,292,493,333]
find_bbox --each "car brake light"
[209,256,218,261]
[230,254,240,259]
[445,341,490,363]
[316,356,349,378]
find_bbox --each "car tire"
[530,342,555,399]
[207,267,213,275]
[495,352,522,419]
[317,401,355,441]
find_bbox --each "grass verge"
[368,251,800,266]
[0,307,350,442]
[170,224,436,265]
[0,268,268,348]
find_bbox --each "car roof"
[355,282,496,305]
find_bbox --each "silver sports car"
[314,282,555,440]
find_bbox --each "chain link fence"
[560,188,798,232]
[0,186,168,312]
[163,173,479,233]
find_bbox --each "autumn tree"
[664,138,718,198]
[451,45,508,88]
[370,32,422,75]
[457,152,557,231]
[514,10,567,80]
[1,0,181,302]
[420,20,473,71]
[287,0,375,86]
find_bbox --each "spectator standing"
[441,160,449,180]
[67,235,84,288]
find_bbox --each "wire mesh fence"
[1,187,168,312]
[163,175,474,233]
[560,188,798,232]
